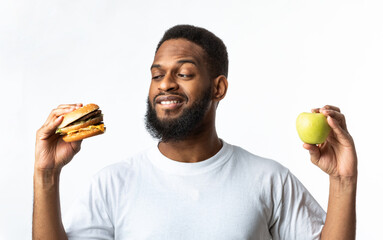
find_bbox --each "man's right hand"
[33,103,84,240]
[35,103,83,171]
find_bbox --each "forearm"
[321,176,357,240]
[33,168,68,240]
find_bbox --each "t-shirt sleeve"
[63,174,114,240]
[269,171,326,240]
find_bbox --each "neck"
[158,123,222,163]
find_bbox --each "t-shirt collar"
[147,140,233,176]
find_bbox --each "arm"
[33,104,83,240]
[33,169,67,240]
[303,105,357,240]
[323,175,356,239]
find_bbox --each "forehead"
[153,39,207,66]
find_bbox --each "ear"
[212,75,228,102]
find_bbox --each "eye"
[152,75,164,80]
[177,73,193,79]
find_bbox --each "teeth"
[160,100,180,105]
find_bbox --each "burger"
[56,103,105,142]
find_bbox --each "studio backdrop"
[1,0,382,239]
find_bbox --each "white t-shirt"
[63,141,325,240]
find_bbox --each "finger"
[43,107,77,126]
[37,115,65,140]
[57,103,83,109]
[303,143,321,166]
[45,103,83,125]
[48,103,83,123]
[322,105,341,113]
[327,116,352,144]
[70,140,82,154]
[320,109,347,131]
[311,108,320,113]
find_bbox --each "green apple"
[296,112,331,144]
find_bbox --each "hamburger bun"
[58,103,100,129]
[56,103,105,142]
[62,124,105,142]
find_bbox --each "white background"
[1,0,382,239]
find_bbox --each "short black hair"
[156,25,229,79]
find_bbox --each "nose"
[158,74,178,92]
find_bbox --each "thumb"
[303,143,321,166]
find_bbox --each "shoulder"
[223,143,294,192]
[230,144,289,176]
[90,148,152,186]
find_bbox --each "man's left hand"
[303,105,357,179]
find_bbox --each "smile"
[154,94,187,110]
[160,100,181,105]
[158,100,183,111]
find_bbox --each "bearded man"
[33,25,357,240]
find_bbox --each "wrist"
[329,175,357,196]
[34,167,62,189]
[330,174,357,184]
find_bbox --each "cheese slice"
[67,124,105,135]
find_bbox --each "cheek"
[186,82,210,101]
[148,82,157,100]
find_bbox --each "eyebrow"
[150,64,161,70]
[150,59,197,70]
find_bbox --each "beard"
[145,87,212,142]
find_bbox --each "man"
[33,25,357,239]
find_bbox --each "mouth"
[160,100,181,105]
[154,94,186,110]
